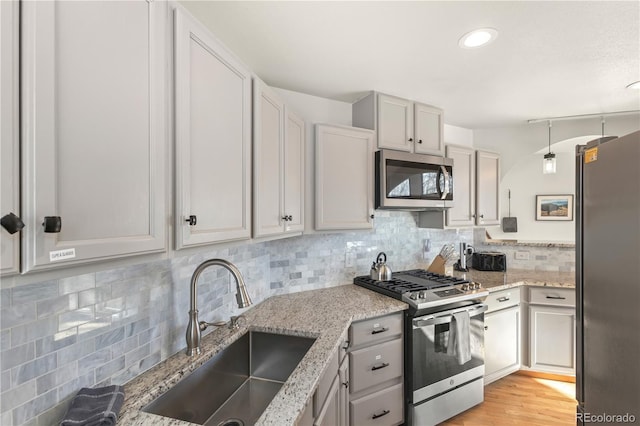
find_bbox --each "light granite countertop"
[119,285,408,426]
[452,268,575,292]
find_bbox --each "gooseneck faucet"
[186,259,252,356]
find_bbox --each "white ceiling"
[181,1,640,129]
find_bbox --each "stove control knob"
[409,292,418,300]
[475,282,482,289]
[419,291,427,299]
[461,284,469,291]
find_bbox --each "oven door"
[376,149,454,209]
[411,303,487,403]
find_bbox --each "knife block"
[427,255,446,275]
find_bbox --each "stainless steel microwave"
[375,149,454,210]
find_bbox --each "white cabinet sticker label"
[49,248,76,262]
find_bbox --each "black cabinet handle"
[484,325,489,331]
[497,297,510,302]
[408,138,413,142]
[43,216,62,233]
[287,215,293,221]
[371,327,388,335]
[418,139,423,144]
[372,410,390,419]
[546,295,566,300]
[185,215,197,226]
[370,214,375,219]
[1,212,25,234]
[371,362,389,371]
[342,380,349,389]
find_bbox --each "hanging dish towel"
[60,385,125,426]
[447,311,471,365]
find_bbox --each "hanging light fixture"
[543,120,556,174]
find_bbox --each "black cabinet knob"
[43,216,62,233]
[185,215,197,226]
[418,139,423,144]
[1,212,25,234]
[408,138,413,142]
[370,214,375,219]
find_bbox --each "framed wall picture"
[536,195,574,221]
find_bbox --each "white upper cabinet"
[476,150,501,226]
[174,7,252,249]
[315,124,374,231]
[1,0,20,275]
[446,145,476,227]
[413,102,444,156]
[21,0,167,271]
[353,92,444,156]
[283,107,305,234]
[377,94,413,152]
[253,80,304,239]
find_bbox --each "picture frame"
[535,194,574,221]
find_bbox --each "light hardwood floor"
[439,374,577,425]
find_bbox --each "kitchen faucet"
[185,259,252,356]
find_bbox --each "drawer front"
[349,338,402,393]
[486,287,521,313]
[529,287,575,307]
[350,312,403,347]
[313,348,339,417]
[350,383,403,426]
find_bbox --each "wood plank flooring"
[439,374,577,425]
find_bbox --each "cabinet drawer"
[486,288,521,313]
[349,312,402,347]
[529,287,575,307]
[350,383,403,426]
[349,338,402,393]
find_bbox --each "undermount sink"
[143,331,316,426]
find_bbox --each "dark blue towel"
[60,385,125,426]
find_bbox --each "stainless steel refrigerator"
[576,130,640,425]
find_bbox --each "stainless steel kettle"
[370,252,392,281]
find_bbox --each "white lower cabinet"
[528,287,576,375]
[348,312,404,426]
[299,338,349,426]
[484,287,521,384]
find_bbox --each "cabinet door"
[476,150,500,226]
[253,80,285,238]
[315,125,374,230]
[175,7,251,248]
[529,305,576,374]
[314,374,340,426]
[284,108,305,234]
[413,103,444,156]
[445,145,476,227]
[1,0,20,275]
[485,306,521,384]
[21,1,167,271]
[338,356,350,426]
[377,94,413,152]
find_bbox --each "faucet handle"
[199,320,227,332]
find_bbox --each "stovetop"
[354,269,488,312]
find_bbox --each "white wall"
[473,114,640,242]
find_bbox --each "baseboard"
[516,370,576,383]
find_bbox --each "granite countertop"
[119,285,408,426]
[451,268,575,292]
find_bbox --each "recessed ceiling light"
[626,80,640,90]
[458,28,498,49]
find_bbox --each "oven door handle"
[413,304,488,327]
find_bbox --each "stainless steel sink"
[143,331,315,426]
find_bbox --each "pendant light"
[543,120,556,174]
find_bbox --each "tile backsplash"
[0,212,573,425]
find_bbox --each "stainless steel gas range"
[354,269,489,426]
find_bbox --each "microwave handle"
[439,165,450,200]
